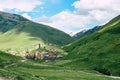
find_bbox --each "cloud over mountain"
[34,0,120,34]
[0,0,120,34]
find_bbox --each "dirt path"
[109,76,120,79]
[0,77,10,80]
[105,75,120,79]
[4,59,27,68]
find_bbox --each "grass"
[0,51,119,80]
[0,11,120,80]
[0,32,44,49]
[0,30,44,49]
[63,15,120,76]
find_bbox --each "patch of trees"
[94,67,111,75]
[0,15,3,20]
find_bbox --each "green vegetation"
[0,12,74,50]
[0,12,120,80]
[0,51,22,68]
[0,51,119,80]
[63,15,120,76]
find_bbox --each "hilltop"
[0,11,74,50]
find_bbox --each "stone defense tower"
[38,44,41,49]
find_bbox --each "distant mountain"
[0,11,74,49]
[73,26,101,39]
[64,15,120,76]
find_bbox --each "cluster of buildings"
[24,44,63,61]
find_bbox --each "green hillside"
[0,11,74,50]
[0,51,22,68]
[63,15,120,76]
[0,51,119,80]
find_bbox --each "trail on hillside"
[4,59,27,68]
[107,76,120,79]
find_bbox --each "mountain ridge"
[73,26,101,39]
[0,11,74,49]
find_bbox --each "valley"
[0,12,120,80]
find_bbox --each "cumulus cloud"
[34,0,120,34]
[73,0,120,24]
[34,11,91,33]
[73,0,120,11]
[0,0,42,12]
[35,11,94,33]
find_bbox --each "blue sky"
[0,0,120,35]
[3,0,76,18]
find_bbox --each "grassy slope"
[0,12,74,50]
[63,15,120,76]
[0,29,44,49]
[0,51,119,80]
[0,51,22,68]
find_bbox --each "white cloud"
[34,11,91,34]
[73,0,120,11]
[22,13,32,20]
[0,0,42,12]
[34,0,120,34]
[73,0,120,24]
[73,0,111,10]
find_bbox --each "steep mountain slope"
[0,11,74,49]
[64,15,120,76]
[73,26,101,39]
